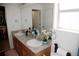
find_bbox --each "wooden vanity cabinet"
[16,39,22,56]
[13,35,51,56]
[13,36,17,51]
[13,36,22,56]
[13,36,35,56]
[37,47,51,56]
[22,45,35,56]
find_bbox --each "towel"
[57,48,68,56]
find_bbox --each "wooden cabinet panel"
[17,43,22,56]
[22,43,35,56]
[13,37,17,51]
[22,49,29,56]
[37,47,51,56]
[13,37,22,56]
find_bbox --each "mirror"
[20,3,54,32]
[32,9,41,32]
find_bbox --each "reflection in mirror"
[21,3,54,33]
[32,9,41,32]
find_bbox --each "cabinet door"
[22,49,29,56]
[21,7,32,29]
[13,37,17,50]
[22,45,30,56]
[13,36,23,56]
[43,47,51,56]
[37,46,51,56]
[17,43,22,56]
[16,40,22,56]
[22,44,35,56]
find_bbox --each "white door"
[32,10,41,32]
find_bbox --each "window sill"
[56,28,79,34]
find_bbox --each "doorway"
[32,9,41,32]
[0,6,10,55]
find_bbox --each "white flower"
[37,30,52,41]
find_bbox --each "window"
[59,10,79,31]
[58,0,79,32]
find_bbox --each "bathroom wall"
[42,3,54,31]
[20,6,32,29]
[53,3,79,56]
[3,4,21,48]
[55,30,79,56]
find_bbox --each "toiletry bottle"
[28,27,31,33]
[35,30,37,36]
[26,29,28,36]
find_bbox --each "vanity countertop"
[13,31,52,54]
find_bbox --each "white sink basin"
[27,39,42,47]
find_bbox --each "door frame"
[32,9,42,32]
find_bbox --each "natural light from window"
[59,0,79,10]
[58,0,79,32]
[59,11,79,31]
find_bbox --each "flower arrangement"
[41,30,48,41]
[40,30,52,43]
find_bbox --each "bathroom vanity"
[12,31,51,56]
